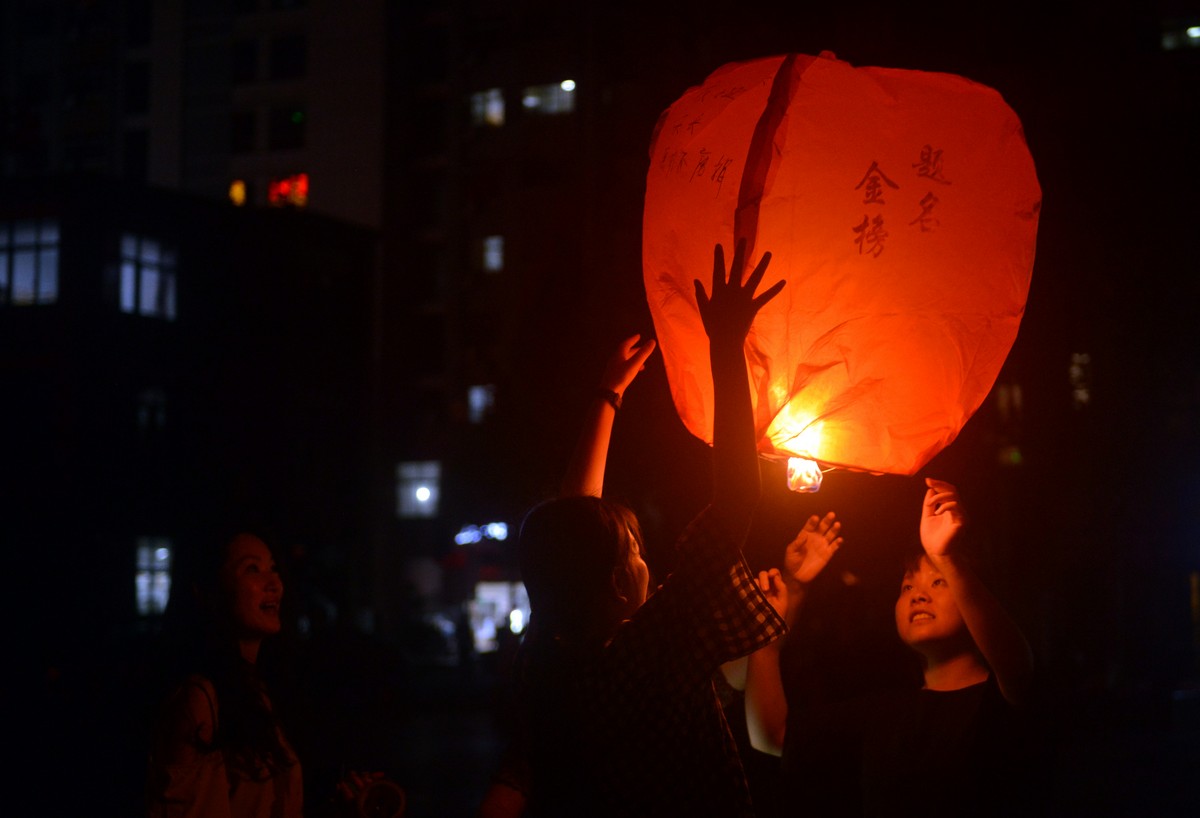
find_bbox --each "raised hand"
[601,334,657,396]
[757,568,789,619]
[919,478,966,558]
[693,239,785,346]
[784,511,843,585]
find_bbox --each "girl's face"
[220,533,283,640]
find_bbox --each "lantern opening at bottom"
[786,457,824,493]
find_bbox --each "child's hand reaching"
[784,512,843,586]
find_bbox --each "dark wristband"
[597,388,622,411]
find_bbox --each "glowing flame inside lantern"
[787,457,824,493]
[773,405,826,492]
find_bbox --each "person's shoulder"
[169,674,218,744]
[675,505,736,554]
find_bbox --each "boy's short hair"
[518,495,644,638]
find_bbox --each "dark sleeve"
[613,506,786,682]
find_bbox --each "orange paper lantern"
[643,52,1040,486]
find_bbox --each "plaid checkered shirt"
[502,506,786,817]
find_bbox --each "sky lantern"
[643,52,1041,490]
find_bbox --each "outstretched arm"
[744,513,843,754]
[921,478,1034,706]
[695,240,784,540]
[560,334,656,497]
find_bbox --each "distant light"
[470,88,505,127]
[267,172,308,207]
[1188,26,1200,39]
[998,444,1023,467]
[509,608,526,633]
[522,82,576,114]
[228,179,247,206]
[482,235,504,272]
[455,525,483,545]
[455,521,509,545]
[290,110,304,124]
[397,461,440,518]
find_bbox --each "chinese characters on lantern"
[851,145,953,255]
[658,144,737,196]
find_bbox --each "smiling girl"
[146,529,304,818]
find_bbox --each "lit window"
[522,80,576,115]
[268,173,308,207]
[0,218,60,306]
[229,179,248,206]
[118,233,178,320]
[1069,352,1091,410]
[995,382,1023,424]
[482,235,504,272]
[470,88,505,127]
[468,384,495,423]
[135,537,173,616]
[397,461,440,518]
[469,581,530,652]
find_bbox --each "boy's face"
[893,555,965,649]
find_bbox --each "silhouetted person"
[480,239,788,817]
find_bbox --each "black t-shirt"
[781,677,1043,818]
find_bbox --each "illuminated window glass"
[468,384,495,423]
[229,179,249,206]
[268,172,308,207]
[117,233,178,320]
[522,79,576,115]
[397,461,440,518]
[0,218,59,306]
[482,235,504,272]
[469,581,530,652]
[135,537,173,616]
[470,88,505,127]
